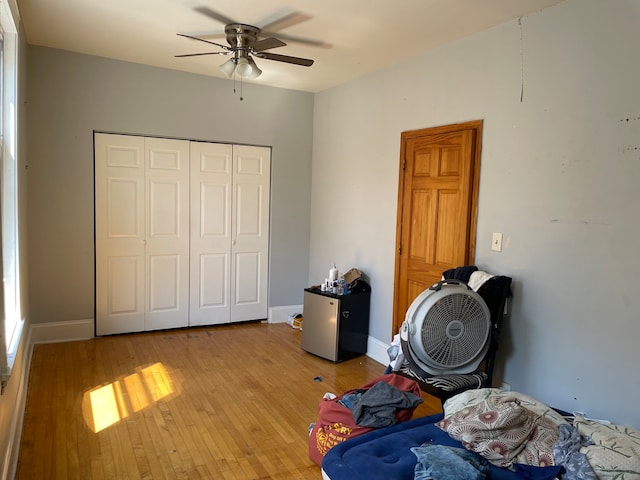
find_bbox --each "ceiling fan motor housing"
[400,280,491,376]
[225,23,260,49]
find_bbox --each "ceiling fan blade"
[193,6,236,26]
[262,31,331,49]
[175,52,228,58]
[176,33,229,50]
[258,11,311,33]
[252,37,286,53]
[183,30,225,39]
[256,52,314,67]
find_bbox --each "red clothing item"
[308,373,422,466]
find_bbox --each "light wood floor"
[16,322,441,479]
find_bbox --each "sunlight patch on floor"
[82,362,175,433]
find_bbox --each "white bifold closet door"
[189,141,271,326]
[95,133,270,336]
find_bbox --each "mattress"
[321,413,557,480]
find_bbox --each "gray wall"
[26,47,313,324]
[310,0,640,427]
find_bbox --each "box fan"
[400,280,491,376]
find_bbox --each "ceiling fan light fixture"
[245,58,262,79]
[219,58,236,77]
[235,56,253,77]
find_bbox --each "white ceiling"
[17,0,564,93]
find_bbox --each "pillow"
[443,388,503,415]
[437,395,535,468]
[443,388,568,428]
[574,416,640,480]
[437,394,559,468]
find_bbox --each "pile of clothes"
[308,374,424,465]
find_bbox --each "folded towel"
[468,271,494,291]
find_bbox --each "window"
[0,0,21,387]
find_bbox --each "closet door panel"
[148,254,181,311]
[95,134,145,335]
[236,183,262,235]
[190,142,233,325]
[234,252,260,304]
[231,145,270,322]
[108,178,139,236]
[233,183,262,308]
[144,137,190,331]
[149,180,180,236]
[199,254,227,307]
[108,256,141,313]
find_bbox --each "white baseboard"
[366,335,390,366]
[30,319,95,344]
[268,305,303,324]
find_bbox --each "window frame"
[0,0,22,388]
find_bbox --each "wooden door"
[392,121,482,336]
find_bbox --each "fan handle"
[429,279,471,292]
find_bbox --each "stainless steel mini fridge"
[301,286,370,362]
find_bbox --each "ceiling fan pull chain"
[230,70,244,101]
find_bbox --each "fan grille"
[419,292,490,369]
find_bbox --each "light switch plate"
[492,232,503,252]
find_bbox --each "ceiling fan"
[176,7,324,80]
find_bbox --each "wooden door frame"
[392,120,483,337]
